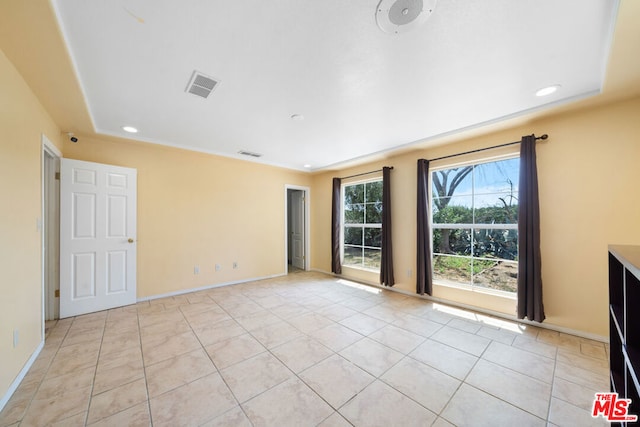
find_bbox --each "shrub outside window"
[431,157,519,293]
[343,179,383,271]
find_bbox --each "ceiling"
[3,1,637,171]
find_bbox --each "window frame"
[341,176,383,272]
[429,154,519,297]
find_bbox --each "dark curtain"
[380,167,395,286]
[416,159,433,295]
[331,177,342,274]
[517,135,545,322]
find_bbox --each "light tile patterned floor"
[1,271,610,426]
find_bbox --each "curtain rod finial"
[537,134,549,140]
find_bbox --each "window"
[431,157,519,293]
[343,179,383,271]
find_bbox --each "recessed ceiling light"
[304,164,312,168]
[122,126,138,133]
[535,85,561,97]
[290,114,304,121]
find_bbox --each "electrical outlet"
[233,262,238,269]
[194,266,200,274]
[13,329,19,348]
[215,264,221,271]
[407,269,413,278]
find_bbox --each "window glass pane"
[343,246,362,267]
[365,181,383,202]
[344,184,364,204]
[344,227,363,246]
[473,229,518,261]
[344,204,364,224]
[474,192,518,224]
[365,202,382,224]
[432,167,473,198]
[363,248,381,270]
[432,196,473,224]
[364,227,382,248]
[473,158,519,195]
[431,158,518,294]
[433,254,471,286]
[342,179,383,272]
[432,228,471,256]
[473,260,518,293]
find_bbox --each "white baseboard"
[137,273,287,303]
[312,269,608,343]
[0,340,45,413]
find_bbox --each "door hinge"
[55,172,60,180]
[54,289,60,298]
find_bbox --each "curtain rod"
[340,166,393,180]
[429,134,548,163]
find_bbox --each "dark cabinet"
[609,245,640,425]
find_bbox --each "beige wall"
[311,97,640,337]
[0,49,62,396]
[63,137,311,298]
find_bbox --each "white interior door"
[291,190,305,269]
[60,159,137,318]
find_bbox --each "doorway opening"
[42,136,61,324]
[285,185,310,274]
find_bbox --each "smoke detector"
[185,70,219,99]
[376,0,437,34]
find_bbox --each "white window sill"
[433,280,517,299]
[342,264,380,274]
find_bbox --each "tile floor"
[0,271,610,426]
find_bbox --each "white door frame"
[41,135,62,332]
[284,185,310,272]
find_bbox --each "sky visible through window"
[433,158,520,211]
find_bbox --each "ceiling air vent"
[185,71,219,99]
[238,150,263,158]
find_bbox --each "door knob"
[128,238,134,243]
